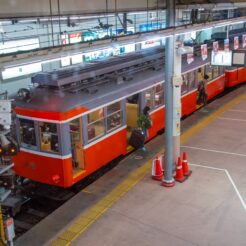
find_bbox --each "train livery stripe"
[20,147,72,160]
[49,88,246,246]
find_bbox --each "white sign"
[0,38,40,54]
[234,36,239,50]
[69,32,82,44]
[201,44,208,61]
[2,63,42,80]
[141,40,161,49]
[71,54,83,64]
[187,53,194,64]
[211,50,232,66]
[243,34,246,48]
[61,57,71,67]
[213,41,219,52]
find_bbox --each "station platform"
[15,85,246,246]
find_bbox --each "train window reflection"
[155,84,164,107]
[144,88,154,109]
[205,65,213,81]
[107,102,122,132]
[39,122,59,153]
[188,71,196,90]
[19,118,37,149]
[181,74,189,95]
[87,108,105,142]
[213,66,219,78]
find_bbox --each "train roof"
[15,49,210,115]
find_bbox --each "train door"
[126,93,140,150]
[69,118,85,176]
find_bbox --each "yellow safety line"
[50,92,246,246]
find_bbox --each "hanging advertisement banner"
[234,36,239,50]
[187,52,194,64]
[224,39,229,52]
[243,34,246,48]
[201,44,207,61]
[213,41,219,52]
[69,32,82,44]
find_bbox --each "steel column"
[162,0,175,187]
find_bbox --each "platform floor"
[16,85,246,246]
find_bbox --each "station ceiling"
[0,0,245,18]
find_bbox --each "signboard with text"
[211,50,232,66]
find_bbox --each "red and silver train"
[12,45,246,188]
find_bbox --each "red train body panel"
[13,152,73,187]
[225,67,246,87]
[207,75,225,100]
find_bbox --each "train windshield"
[39,122,59,153]
[19,119,37,149]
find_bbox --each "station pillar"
[162,0,175,187]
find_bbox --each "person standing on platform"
[137,106,152,152]
[198,74,209,106]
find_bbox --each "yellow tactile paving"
[50,92,246,246]
[75,216,94,226]
[68,223,86,234]
[59,230,78,241]
[50,238,69,246]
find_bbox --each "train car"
[12,47,244,188]
[225,67,246,88]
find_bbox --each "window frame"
[38,122,61,154]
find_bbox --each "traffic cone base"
[175,174,187,183]
[175,157,186,183]
[152,156,163,181]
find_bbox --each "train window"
[127,94,139,104]
[107,102,122,132]
[144,88,154,109]
[181,74,189,95]
[87,108,105,142]
[69,118,81,144]
[219,66,225,76]
[154,84,164,108]
[205,65,213,81]
[188,71,196,90]
[198,67,204,82]
[39,122,59,153]
[19,119,37,149]
[213,66,219,78]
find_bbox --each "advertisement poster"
[243,34,246,48]
[69,32,82,44]
[224,39,229,52]
[213,41,219,52]
[234,36,239,50]
[201,44,207,61]
[187,52,194,64]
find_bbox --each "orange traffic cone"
[182,152,192,177]
[175,157,186,183]
[152,156,163,180]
